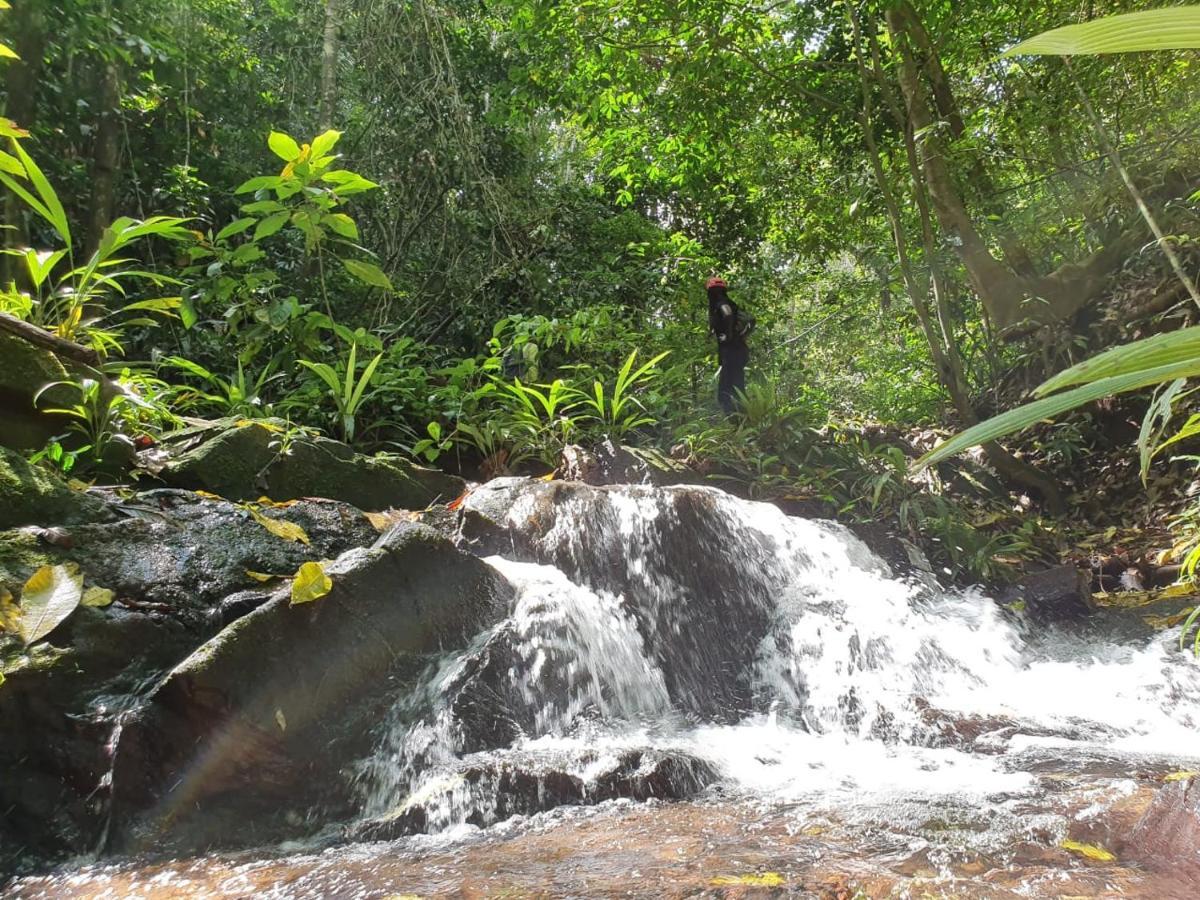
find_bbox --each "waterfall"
[354,480,1200,836]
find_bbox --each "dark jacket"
[708,285,747,351]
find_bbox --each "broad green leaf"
[311,129,343,158]
[121,297,182,313]
[240,199,285,214]
[290,561,332,605]
[916,357,1200,470]
[19,563,83,645]
[268,130,302,162]
[180,295,198,330]
[1004,7,1200,57]
[1037,327,1200,396]
[249,508,311,545]
[81,586,115,608]
[235,175,282,194]
[1060,839,1116,862]
[254,211,290,241]
[298,360,342,394]
[0,117,29,139]
[323,213,358,240]
[321,170,380,194]
[216,217,256,242]
[343,258,393,290]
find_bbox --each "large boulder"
[107,523,513,854]
[0,331,76,452]
[160,421,465,510]
[458,479,788,720]
[557,440,701,487]
[1123,776,1200,879]
[0,445,111,530]
[998,564,1096,623]
[0,488,378,875]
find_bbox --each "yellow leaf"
[290,561,332,605]
[19,563,83,645]
[275,708,287,732]
[194,490,224,501]
[364,511,392,532]
[250,509,310,545]
[81,586,115,608]
[237,418,283,432]
[1159,582,1196,599]
[1164,771,1198,782]
[0,587,20,633]
[710,873,785,887]
[1060,839,1116,862]
[66,478,94,492]
[245,570,281,583]
[255,496,298,508]
[540,472,556,481]
[0,43,18,60]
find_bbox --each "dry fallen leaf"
[250,508,311,545]
[290,561,332,605]
[1060,839,1115,862]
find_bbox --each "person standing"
[707,276,750,414]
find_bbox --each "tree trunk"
[86,58,123,255]
[885,7,1030,334]
[319,0,342,129]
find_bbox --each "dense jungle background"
[5,0,1200,588]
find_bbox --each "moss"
[163,423,277,500]
[0,446,109,530]
[0,529,54,591]
[163,422,464,510]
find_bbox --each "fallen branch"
[0,311,100,366]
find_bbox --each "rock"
[1,489,377,624]
[1123,777,1200,879]
[998,564,1095,622]
[557,440,700,487]
[350,746,719,841]
[0,488,380,874]
[458,479,782,720]
[0,331,78,452]
[161,421,465,510]
[107,523,514,854]
[847,522,934,583]
[0,445,111,530]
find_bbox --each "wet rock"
[1,490,376,624]
[108,523,514,854]
[458,479,782,721]
[0,488,378,874]
[351,747,719,841]
[160,420,465,510]
[557,441,700,487]
[1124,776,1200,879]
[846,522,933,582]
[998,564,1095,622]
[0,445,111,530]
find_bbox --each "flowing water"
[8,482,1200,897]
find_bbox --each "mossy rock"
[0,445,110,531]
[0,331,96,452]
[162,422,465,510]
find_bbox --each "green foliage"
[1004,7,1200,57]
[296,341,384,444]
[579,350,671,440]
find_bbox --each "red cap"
[706,276,727,289]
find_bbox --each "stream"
[7,482,1200,897]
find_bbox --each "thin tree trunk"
[320,0,342,129]
[86,58,122,255]
[885,7,1030,335]
[853,8,1065,511]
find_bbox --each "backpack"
[735,309,757,338]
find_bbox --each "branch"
[0,312,101,366]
